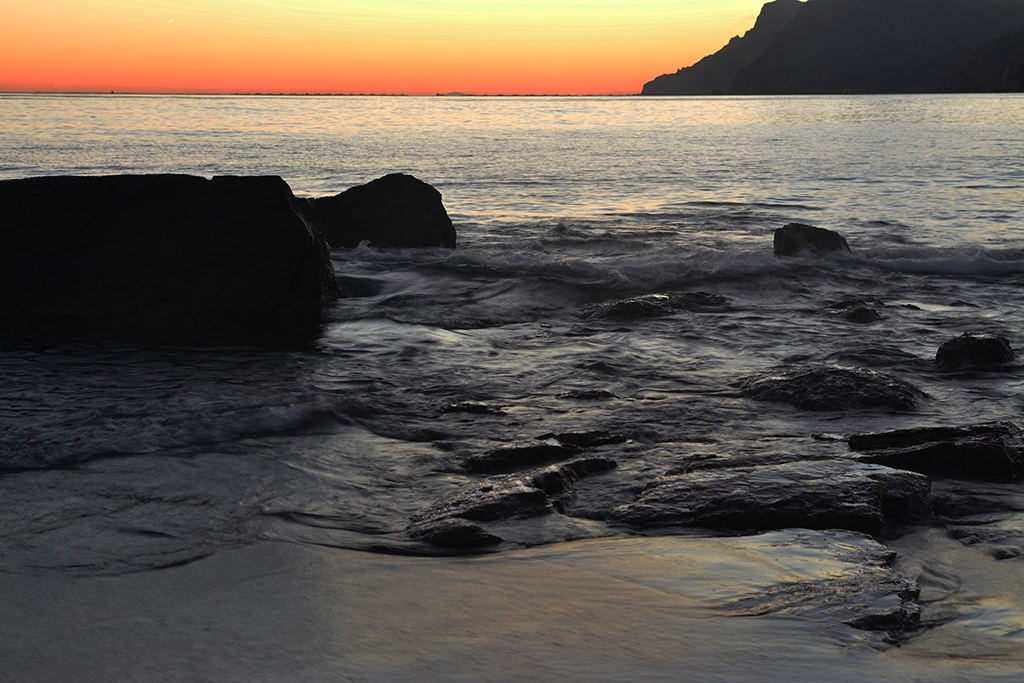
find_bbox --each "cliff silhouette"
[642,0,1024,95]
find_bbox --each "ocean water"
[1,93,1023,680]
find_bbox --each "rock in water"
[738,364,927,411]
[313,173,456,248]
[0,174,338,342]
[610,460,932,537]
[773,222,851,257]
[935,332,1015,370]
[409,456,618,548]
[848,421,1024,482]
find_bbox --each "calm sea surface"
[1,94,1023,680]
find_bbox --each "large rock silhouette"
[0,174,338,343]
[313,173,456,249]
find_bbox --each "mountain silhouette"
[643,0,1024,95]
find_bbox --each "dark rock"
[609,460,932,536]
[406,517,503,548]
[0,174,338,343]
[556,389,617,401]
[727,529,920,638]
[848,422,1024,481]
[443,401,507,416]
[409,457,618,547]
[312,173,456,248]
[642,0,803,95]
[825,299,884,323]
[581,292,730,321]
[538,430,628,449]
[935,332,1015,370]
[773,223,851,257]
[462,439,582,474]
[738,364,927,411]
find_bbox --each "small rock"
[737,364,927,411]
[581,292,730,321]
[409,457,618,547]
[407,518,503,548]
[935,332,1015,370]
[463,439,582,474]
[443,401,507,416]
[773,223,851,257]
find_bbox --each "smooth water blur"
[2,93,1022,246]
[1,94,1023,676]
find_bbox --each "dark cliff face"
[731,0,1024,94]
[641,0,802,95]
[944,26,1024,92]
[643,0,1024,95]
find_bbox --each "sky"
[1,1,770,95]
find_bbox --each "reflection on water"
[2,93,1022,246]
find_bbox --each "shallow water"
[1,93,1022,677]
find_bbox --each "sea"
[1,93,1022,681]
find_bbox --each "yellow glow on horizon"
[0,1,768,94]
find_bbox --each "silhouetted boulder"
[935,332,1015,370]
[313,173,456,248]
[848,421,1024,481]
[738,364,927,411]
[773,223,851,257]
[409,456,618,547]
[609,460,932,536]
[0,174,338,343]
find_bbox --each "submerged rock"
[773,223,851,257]
[727,529,920,638]
[409,456,618,548]
[536,430,627,449]
[406,517,502,549]
[824,298,884,323]
[312,173,456,248]
[738,364,927,411]
[581,292,730,321]
[462,439,582,474]
[935,332,1015,370]
[848,421,1024,482]
[0,174,338,342]
[610,460,932,537]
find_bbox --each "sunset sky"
[0,1,770,94]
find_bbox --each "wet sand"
[3,533,1021,682]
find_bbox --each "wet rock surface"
[824,298,884,323]
[773,222,851,257]
[935,332,1015,370]
[0,174,338,343]
[848,421,1024,482]
[462,439,582,474]
[726,529,921,639]
[312,173,456,249]
[610,460,932,537]
[737,364,927,411]
[580,292,731,321]
[409,456,618,548]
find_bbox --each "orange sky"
[1,1,769,95]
